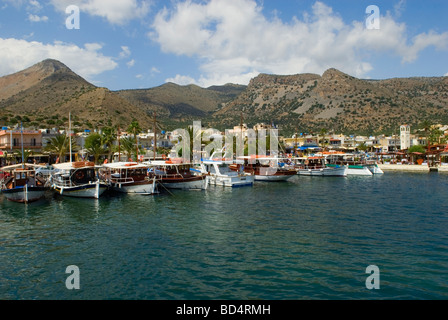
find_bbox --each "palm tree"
[101,126,117,162]
[120,136,136,162]
[127,120,142,161]
[418,120,433,147]
[148,112,163,160]
[15,149,33,164]
[44,134,77,163]
[319,128,328,149]
[85,133,107,164]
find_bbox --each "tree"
[148,112,164,160]
[15,149,33,164]
[44,134,77,163]
[120,136,136,162]
[101,126,117,162]
[408,145,426,154]
[319,128,328,149]
[127,120,142,161]
[85,133,107,164]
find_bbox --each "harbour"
[1,172,447,300]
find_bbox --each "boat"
[50,161,109,199]
[0,164,49,203]
[200,158,255,187]
[325,153,383,176]
[231,156,297,182]
[145,159,207,190]
[293,157,347,177]
[102,162,158,195]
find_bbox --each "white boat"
[325,153,383,176]
[1,164,49,203]
[102,162,158,195]
[50,161,108,199]
[200,159,255,187]
[231,156,297,182]
[294,157,347,177]
[145,159,207,190]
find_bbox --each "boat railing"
[110,177,134,184]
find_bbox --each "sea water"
[1,172,447,300]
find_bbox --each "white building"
[400,124,411,150]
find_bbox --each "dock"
[378,164,448,173]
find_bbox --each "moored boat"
[200,159,255,187]
[293,157,347,177]
[231,156,296,182]
[145,159,207,190]
[102,162,158,195]
[50,161,109,199]
[0,164,49,203]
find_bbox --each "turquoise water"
[1,172,447,300]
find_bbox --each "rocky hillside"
[1,59,447,135]
[213,69,448,135]
[0,59,154,130]
[116,83,245,125]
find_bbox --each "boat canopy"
[103,162,149,170]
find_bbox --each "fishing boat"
[294,157,347,177]
[102,162,158,195]
[200,158,255,187]
[0,164,49,203]
[50,161,109,199]
[231,156,297,182]
[145,159,207,190]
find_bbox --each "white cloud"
[165,74,197,86]
[151,0,448,87]
[119,46,131,59]
[29,0,42,9]
[0,38,117,80]
[49,0,151,25]
[28,14,48,22]
[126,59,135,68]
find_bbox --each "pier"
[378,164,448,173]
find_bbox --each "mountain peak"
[322,68,352,80]
[33,59,73,74]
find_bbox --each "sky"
[0,0,447,91]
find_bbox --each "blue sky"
[0,0,447,91]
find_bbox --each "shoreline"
[378,164,448,173]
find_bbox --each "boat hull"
[53,183,108,199]
[255,174,295,182]
[297,167,347,177]
[110,180,158,195]
[367,164,384,174]
[2,187,47,203]
[207,175,254,187]
[159,176,206,190]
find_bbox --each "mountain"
[0,59,157,129]
[213,69,448,135]
[1,59,447,135]
[116,82,246,124]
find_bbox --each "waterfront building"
[400,125,411,150]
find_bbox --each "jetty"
[378,164,448,173]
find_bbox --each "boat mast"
[153,112,157,161]
[21,122,24,169]
[69,112,72,163]
[117,125,121,163]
